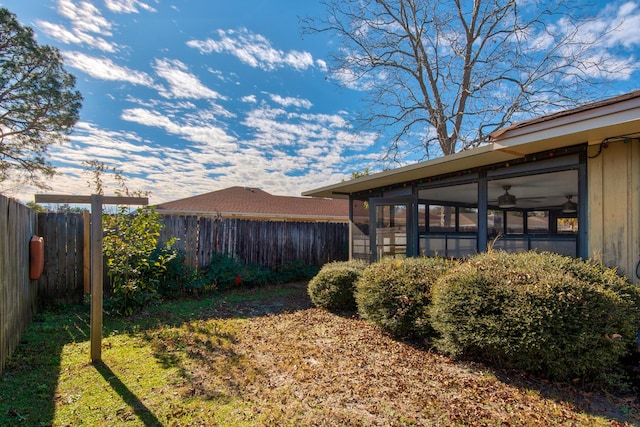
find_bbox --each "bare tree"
[303,0,629,161]
[0,8,82,189]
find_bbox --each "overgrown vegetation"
[307,260,367,311]
[355,257,457,339]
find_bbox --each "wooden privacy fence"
[1,204,347,372]
[36,212,86,307]
[32,213,348,306]
[159,215,349,270]
[0,194,37,375]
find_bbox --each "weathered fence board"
[0,194,37,375]
[36,212,85,306]
[24,213,347,307]
[157,215,349,270]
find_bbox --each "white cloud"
[268,94,313,109]
[57,0,112,36]
[601,1,640,48]
[63,51,159,87]
[187,28,317,71]
[104,0,157,13]
[121,107,237,147]
[36,0,118,52]
[36,20,117,52]
[153,58,227,100]
[241,95,258,103]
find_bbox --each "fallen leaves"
[148,283,639,426]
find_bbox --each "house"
[303,90,640,283]
[157,186,349,222]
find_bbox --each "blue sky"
[1,0,640,204]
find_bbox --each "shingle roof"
[156,186,349,221]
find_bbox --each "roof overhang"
[303,92,640,199]
[303,143,517,199]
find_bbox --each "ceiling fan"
[497,185,516,208]
[490,185,546,209]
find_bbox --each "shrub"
[308,260,368,311]
[202,252,245,290]
[355,257,457,339]
[430,251,640,385]
[157,250,208,298]
[201,254,323,291]
[103,206,178,315]
[273,260,320,284]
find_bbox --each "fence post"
[90,195,103,362]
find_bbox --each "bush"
[273,259,320,284]
[103,206,178,315]
[157,250,208,298]
[308,260,367,311]
[202,253,320,290]
[202,252,245,290]
[430,251,640,385]
[355,257,457,339]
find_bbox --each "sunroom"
[304,91,640,283]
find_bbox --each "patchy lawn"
[1,282,639,426]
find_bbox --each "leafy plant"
[430,251,640,386]
[308,260,368,311]
[156,250,209,298]
[271,259,320,284]
[103,205,178,315]
[356,257,457,339]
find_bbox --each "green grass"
[1,282,638,426]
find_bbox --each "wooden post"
[90,194,103,362]
[34,194,148,363]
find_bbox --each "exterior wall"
[588,140,640,283]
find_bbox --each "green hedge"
[430,251,640,385]
[307,260,368,311]
[355,257,457,339]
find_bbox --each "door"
[370,198,415,261]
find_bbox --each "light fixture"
[562,195,577,213]
[498,185,516,208]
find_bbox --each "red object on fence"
[29,235,44,280]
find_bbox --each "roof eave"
[302,143,518,198]
[304,92,640,199]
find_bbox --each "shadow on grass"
[0,308,88,426]
[93,361,163,426]
[0,282,311,425]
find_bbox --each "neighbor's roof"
[157,186,349,222]
[304,90,640,199]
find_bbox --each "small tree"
[0,8,82,189]
[84,160,178,315]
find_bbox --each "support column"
[477,174,488,252]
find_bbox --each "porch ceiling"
[304,143,519,199]
[418,169,578,210]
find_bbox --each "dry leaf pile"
[151,283,640,426]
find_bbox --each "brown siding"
[588,140,640,282]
